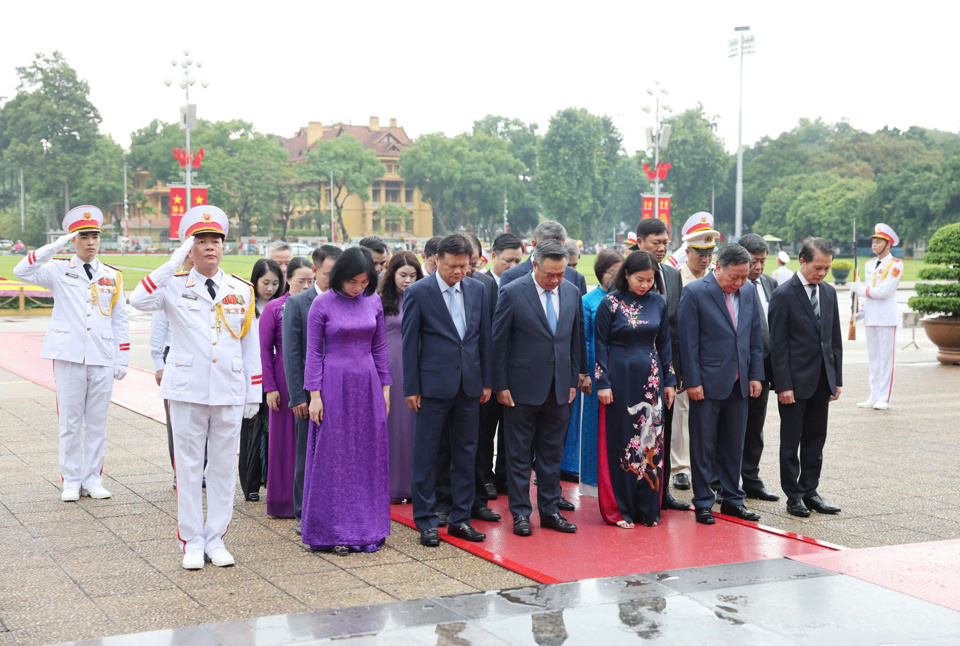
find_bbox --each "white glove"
[169,236,195,270]
[53,231,80,252]
[243,403,259,419]
[114,366,128,381]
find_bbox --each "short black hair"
[329,247,378,296]
[614,250,658,292]
[437,234,473,259]
[594,247,624,283]
[424,236,442,257]
[286,256,312,280]
[251,258,285,305]
[799,237,835,263]
[312,244,342,268]
[492,233,522,254]
[466,233,483,258]
[636,218,668,239]
[359,235,388,255]
[717,244,751,268]
[737,233,769,256]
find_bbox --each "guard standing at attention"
[855,223,903,410]
[130,205,262,570]
[14,206,130,502]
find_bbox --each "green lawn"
[1,252,925,291]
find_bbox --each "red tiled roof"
[282,122,413,163]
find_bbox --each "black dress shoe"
[246,493,259,502]
[540,512,577,533]
[484,482,499,500]
[662,492,693,511]
[672,472,691,490]
[744,487,780,502]
[420,528,440,547]
[804,495,841,514]
[448,522,486,542]
[695,508,715,525]
[720,502,760,522]
[471,506,502,522]
[557,496,575,511]
[435,508,449,528]
[787,498,811,517]
[513,515,532,536]
[295,520,302,535]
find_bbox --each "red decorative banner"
[641,195,671,231]
[169,187,208,240]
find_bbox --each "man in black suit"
[678,245,765,526]
[634,219,692,512]
[282,245,340,535]
[736,234,781,502]
[769,237,843,518]
[493,240,582,537]
[402,234,492,546]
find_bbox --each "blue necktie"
[546,289,557,335]
[448,287,465,339]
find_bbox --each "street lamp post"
[642,81,672,225]
[163,49,209,207]
[729,26,756,238]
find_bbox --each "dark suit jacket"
[499,258,587,377]
[492,273,581,406]
[401,273,492,399]
[753,273,777,357]
[282,286,318,408]
[678,272,765,400]
[660,263,683,382]
[768,275,842,400]
[474,270,498,320]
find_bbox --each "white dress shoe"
[204,547,235,567]
[80,485,112,499]
[183,550,204,570]
[61,487,80,502]
[872,401,890,410]
[856,400,876,408]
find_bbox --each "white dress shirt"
[797,271,819,309]
[752,278,769,320]
[534,280,560,319]
[436,270,465,329]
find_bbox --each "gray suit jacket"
[492,273,581,406]
[282,286,319,408]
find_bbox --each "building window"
[405,188,414,205]
[385,182,401,203]
[160,229,170,242]
[370,183,380,203]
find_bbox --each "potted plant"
[831,259,853,284]
[908,222,960,365]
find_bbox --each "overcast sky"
[3,1,958,157]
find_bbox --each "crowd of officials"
[14,202,904,568]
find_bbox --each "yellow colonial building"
[281,117,433,242]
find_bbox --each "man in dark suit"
[737,234,780,502]
[402,234,492,546]
[282,244,340,535]
[769,237,843,518]
[493,240,582,537]
[634,218,691,512]
[678,244,765,525]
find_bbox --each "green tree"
[472,116,542,235]
[859,160,941,245]
[303,135,384,242]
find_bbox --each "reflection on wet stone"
[531,610,568,646]
[436,621,470,646]
[618,598,666,639]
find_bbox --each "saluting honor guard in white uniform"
[855,223,903,410]
[130,205,262,570]
[14,206,129,502]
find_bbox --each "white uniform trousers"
[53,360,112,490]
[670,389,692,475]
[169,401,243,553]
[866,326,897,404]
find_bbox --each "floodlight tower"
[729,26,756,238]
[163,49,209,207]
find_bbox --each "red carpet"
[791,539,960,612]
[0,331,165,424]
[391,482,839,584]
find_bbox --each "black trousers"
[479,397,504,486]
[293,414,309,520]
[238,401,266,497]
[779,367,831,500]
[412,385,480,530]
[662,401,674,493]
[742,375,771,492]
[689,382,748,509]
[437,416,489,513]
[503,395,570,518]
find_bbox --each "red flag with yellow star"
[169,187,186,240]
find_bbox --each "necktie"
[447,286,465,339]
[809,284,820,321]
[724,292,739,381]
[205,278,217,300]
[546,289,557,335]
[752,280,769,334]
[83,263,93,280]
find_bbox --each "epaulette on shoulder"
[231,274,254,287]
[51,257,71,261]
[174,272,190,277]
[100,262,119,272]
[892,257,903,263]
